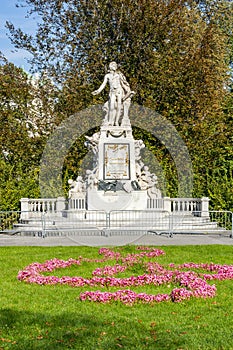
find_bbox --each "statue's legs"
[114,91,123,126]
[108,93,117,125]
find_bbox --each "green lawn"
[0,245,232,350]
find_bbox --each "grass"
[0,245,232,349]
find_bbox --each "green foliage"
[1,1,233,208]
[0,245,233,349]
[0,62,60,209]
[0,161,40,211]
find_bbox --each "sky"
[0,0,38,71]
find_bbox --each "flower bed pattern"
[17,247,233,305]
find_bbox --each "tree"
[0,58,59,209]
[4,0,233,208]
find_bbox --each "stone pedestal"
[87,188,148,212]
[85,121,154,211]
[98,124,136,184]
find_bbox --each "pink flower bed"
[17,247,233,305]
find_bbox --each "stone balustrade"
[68,193,86,210]
[20,197,66,220]
[147,198,164,209]
[163,197,209,217]
[20,196,209,219]
[171,198,201,212]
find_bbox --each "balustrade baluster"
[51,200,55,213]
[42,200,45,213]
[29,201,32,212]
[180,200,183,211]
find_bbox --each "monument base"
[87,189,148,212]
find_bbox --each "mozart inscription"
[104,143,130,180]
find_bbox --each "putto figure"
[92,62,135,126]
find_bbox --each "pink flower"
[17,247,232,305]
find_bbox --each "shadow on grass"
[1,308,96,349]
[0,307,181,350]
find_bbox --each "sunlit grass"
[0,245,232,349]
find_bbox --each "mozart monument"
[20,62,213,236]
[68,62,162,212]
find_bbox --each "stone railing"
[20,197,66,220]
[163,197,209,217]
[68,193,86,210]
[147,198,164,209]
[20,196,209,219]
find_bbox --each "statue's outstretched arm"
[92,74,108,95]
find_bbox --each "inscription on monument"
[104,143,130,180]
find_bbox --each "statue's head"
[109,61,118,71]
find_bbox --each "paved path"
[0,233,232,246]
